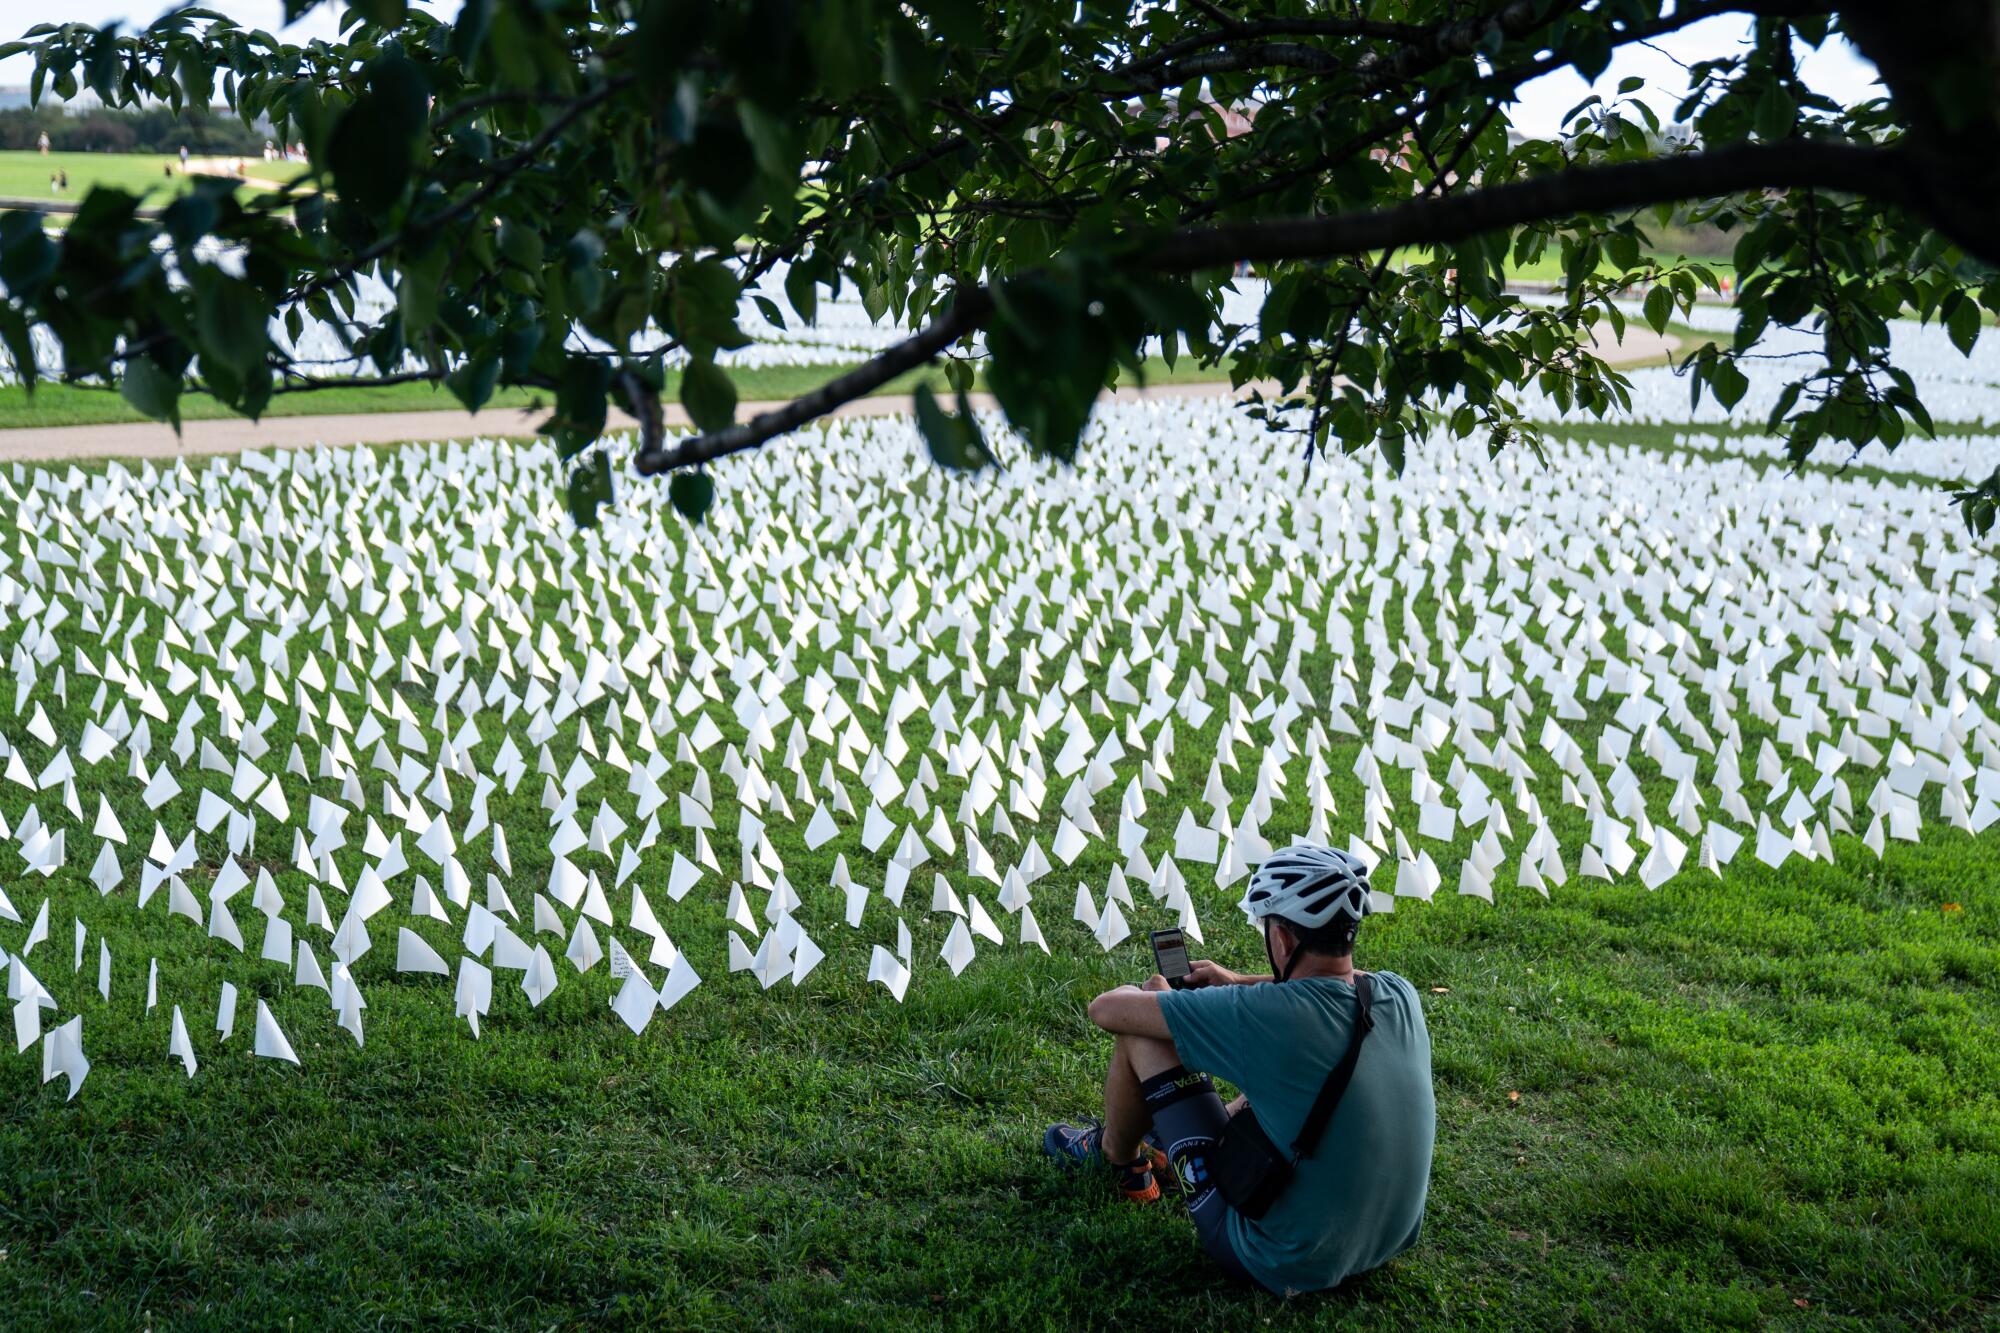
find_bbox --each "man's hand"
[1142,973,1171,993]
[1187,960,1255,988]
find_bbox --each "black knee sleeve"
[1139,1065,1216,1114]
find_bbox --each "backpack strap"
[1289,972,1376,1161]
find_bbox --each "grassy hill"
[0,149,303,204]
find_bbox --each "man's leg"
[1101,1032,1183,1165]
[1044,1033,1180,1201]
[1133,1059,1267,1289]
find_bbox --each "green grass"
[4,836,1992,1330]
[0,150,302,204]
[0,354,1235,430]
[0,414,1991,1332]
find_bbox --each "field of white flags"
[1,393,1995,1102]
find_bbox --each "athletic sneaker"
[1143,1128,1188,1195]
[1042,1122,1170,1203]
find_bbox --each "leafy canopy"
[4,1,1998,525]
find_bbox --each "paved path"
[0,327,1678,464]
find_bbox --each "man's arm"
[1186,960,1273,987]
[1086,974,1174,1039]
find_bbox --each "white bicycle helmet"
[1239,843,1372,929]
[1240,844,1372,980]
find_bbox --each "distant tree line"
[0,105,268,156]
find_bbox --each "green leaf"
[1380,431,1406,477]
[397,248,447,338]
[883,20,944,117]
[1572,31,1612,82]
[327,55,428,213]
[1643,284,1672,336]
[680,357,737,433]
[1708,358,1750,410]
[783,262,818,326]
[0,304,36,392]
[1754,85,1797,142]
[682,116,758,221]
[353,0,408,24]
[195,275,270,377]
[566,450,614,527]
[450,0,493,63]
[635,0,713,79]
[985,275,1109,463]
[913,382,990,472]
[500,317,543,377]
[121,353,182,432]
[547,356,611,457]
[914,0,984,47]
[808,0,871,95]
[498,221,544,273]
[0,212,57,297]
[669,470,714,524]
[665,257,750,351]
[1765,380,1803,433]
[1946,291,1982,357]
[447,353,500,413]
[738,101,803,180]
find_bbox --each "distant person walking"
[36,131,50,155]
[178,144,190,171]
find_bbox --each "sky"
[0,0,1883,139]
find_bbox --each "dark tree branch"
[1116,16,1440,86]
[1145,139,1905,272]
[638,138,1909,475]
[633,289,993,475]
[1125,42,1346,89]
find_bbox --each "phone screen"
[1152,929,1190,980]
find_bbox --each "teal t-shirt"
[1158,971,1435,1295]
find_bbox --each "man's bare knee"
[1117,1031,1182,1081]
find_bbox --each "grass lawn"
[0,150,302,204]
[0,320,1686,433]
[2,836,1990,1329]
[0,412,1991,1331]
[0,354,1237,430]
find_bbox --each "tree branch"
[1144,139,1906,272]
[633,289,993,475]
[635,138,1907,476]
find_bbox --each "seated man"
[1044,844,1435,1296]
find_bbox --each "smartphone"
[1151,928,1193,990]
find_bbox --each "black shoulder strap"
[1290,972,1376,1161]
